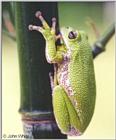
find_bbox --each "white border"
[0,1,115,140]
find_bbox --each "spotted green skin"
[39,26,96,136]
[67,29,96,133]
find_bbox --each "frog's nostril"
[66,27,69,29]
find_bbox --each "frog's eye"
[68,31,77,39]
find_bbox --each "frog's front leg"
[28,11,63,64]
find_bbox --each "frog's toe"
[28,25,33,31]
[35,11,42,18]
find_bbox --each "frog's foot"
[28,11,49,33]
[29,11,61,41]
[28,11,64,43]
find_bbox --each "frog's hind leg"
[52,85,82,136]
[52,85,70,134]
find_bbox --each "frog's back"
[69,32,96,132]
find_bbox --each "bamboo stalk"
[15,2,67,139]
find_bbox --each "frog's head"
[60,27,87,51]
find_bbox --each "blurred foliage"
[2,2,15,26]
[2,2,16,40]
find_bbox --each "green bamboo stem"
[15,2,67,139]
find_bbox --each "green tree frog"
[29,11,96,136]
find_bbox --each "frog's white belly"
[58,60,74,97]
[58,59,80,107]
